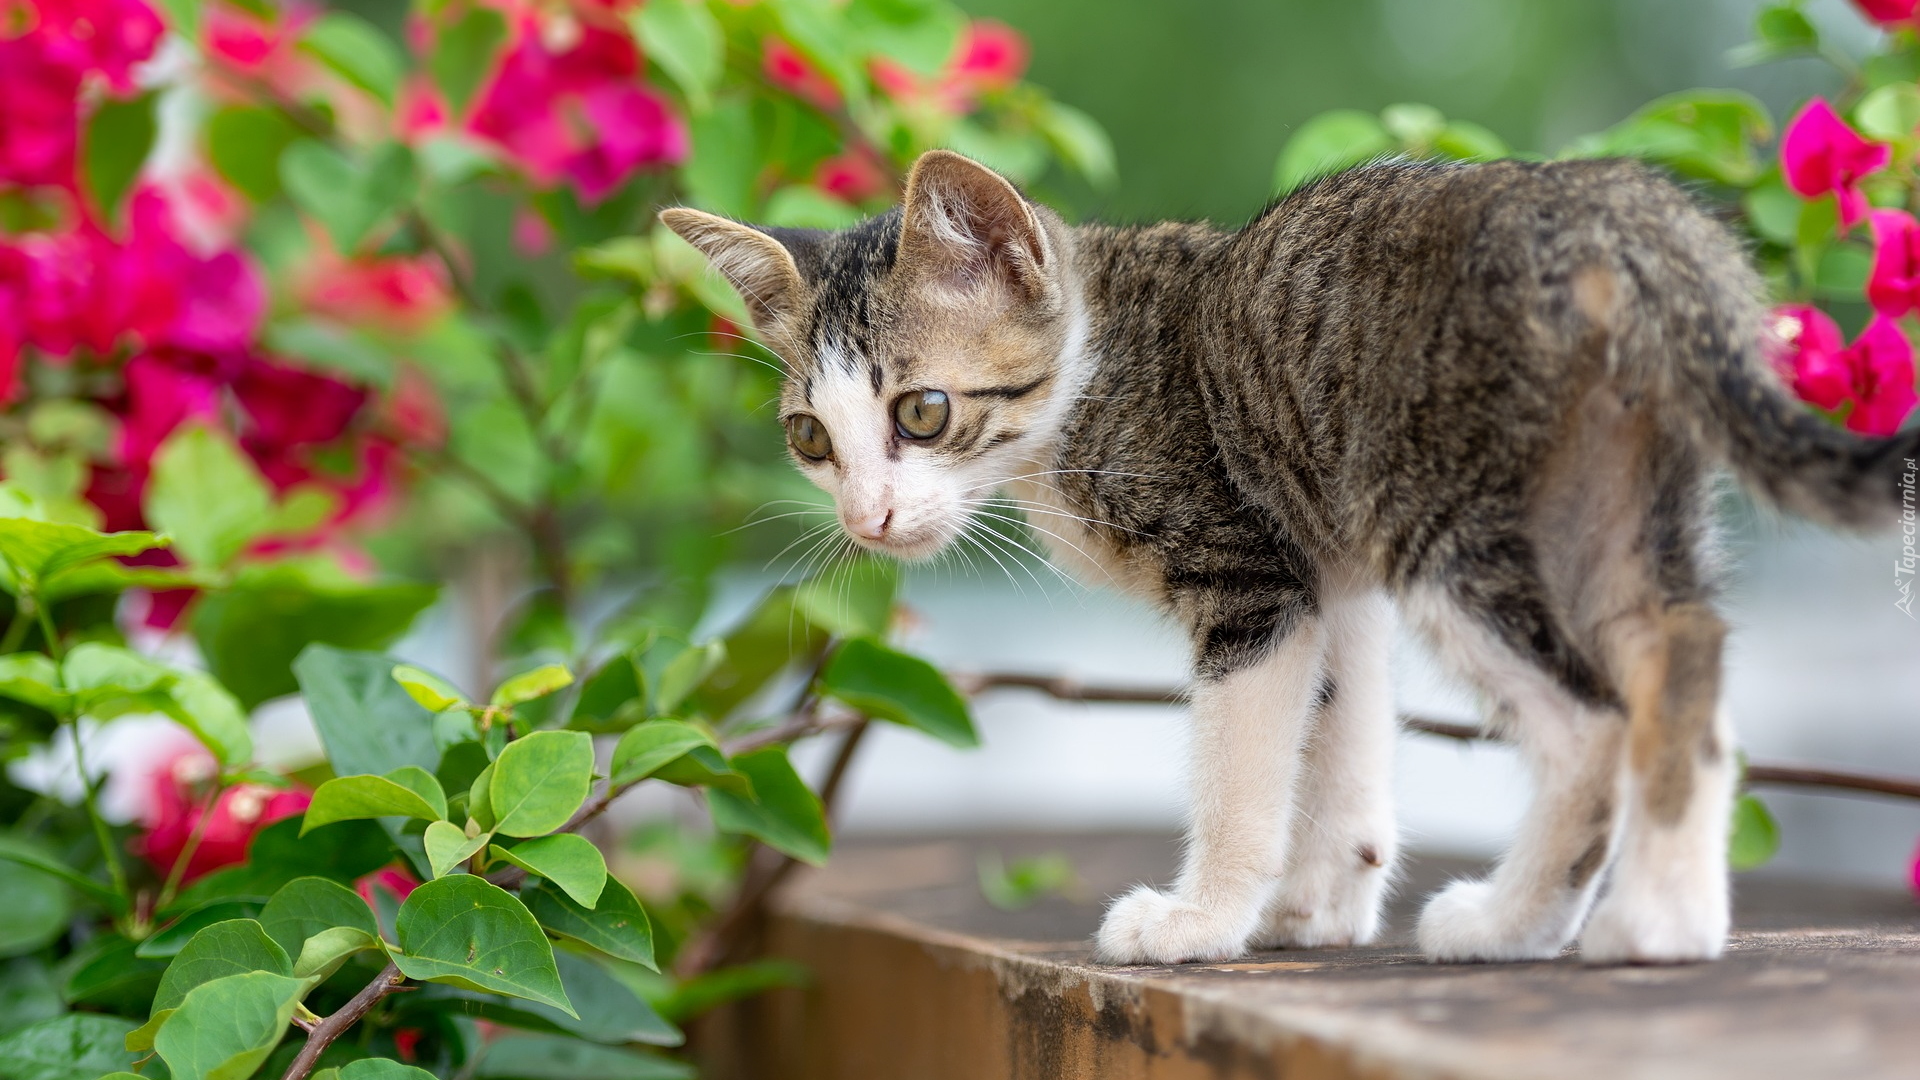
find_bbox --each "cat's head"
[660,150,1083,561]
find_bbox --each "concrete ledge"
[696,835,1920,1080]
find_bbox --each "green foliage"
[391,876,574,1016]
[489,732,594,838]
[1729,793,1782,871]
[302,768,449,833]
[977,850,1078,911]
[706,747,831,866]
[818,637,977,747]
[82,92,157,225]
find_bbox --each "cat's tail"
[1654,273,1918,530]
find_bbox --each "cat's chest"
[1004,475,1164,598]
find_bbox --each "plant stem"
[155,783,224,912]
[0,606,29,653]
[67,721,129,906]
[279,962,407,1080]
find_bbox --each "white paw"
[1416,879,1571,962]
[1093,885,1252,965]
[1580,889,1728,965]
[1254,867,1390,949]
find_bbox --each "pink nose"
[847,510,892,540]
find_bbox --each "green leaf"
[845,0,962,76]
[303,767,449,833]
[153,971,306,1080]
[257,877,378,961]
[145,424,272,568]
[523,877,654,970]
[430,5,507,115]
[295,645,441,778]
[476,1035,693,1080]
[489,835,606,908]
[650,744,750,796]
[281,140,418,254]
[1037,101,1117,189]
[569,654,643,733]
[166,818,394,914]
[1431,120,1507,161]
[1729,4,1819,66]
[608,721,714,786]
[681,101,757,218]
[0,654,63,713]
[817,637,977,747]
[631,0,722,111]
[82,92,157,226]
[60,936,165,1013]
[1380,102,1446,147]
[1572,90,1772,187]
[492,664,574,709]
[468,762,497,832]
[159,0,202,39]
[340,1061,439,1080]
[977,850,1077,910]
[392,875,575,1016]
[135,900,261,959]
[1744,174,1801,245]
[1274,109,1393,193]
[394,664,465,713]
[290,925,380,981]
[762,185,862,229]
[1729,793,1781,870]
[0,517,165,597]
[773,0,863,107]
[62,641,168,698]
[1855,82,1920,142]
[206,105,298,202]
[790,555,896,638]
[299,12,403,105]
[403,950,677,1048]
[490,731,594,838]
[649,643,722,716]
[153,919,290,1014]
[707,747,831,866]
[0,957,64,1036]
[0,836,72,957]
[164,671,254,767]
[424,820,490,878]
[0,1015,144,1080]
[194,563,436,710]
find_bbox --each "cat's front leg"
[1256,591,1398,950]
[1094,611,1327,965]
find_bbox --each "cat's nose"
[847,509,892,540]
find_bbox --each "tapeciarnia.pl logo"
[1899,458,1917,619]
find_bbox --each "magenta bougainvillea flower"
[1781,98,1891,231]
[132,744,311,881]
[1869,209,1920,316]
[1772,305,1918,435]
[814,151,890,204]
[0,35,84,189]
[950,20,1029,92]
[468,18,687,204]
[1854,0,1920,26]
[763,37,842,111]
[29,0,166,92]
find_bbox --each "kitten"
[662,150,1919,965]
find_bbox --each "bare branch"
[279,962,407,1080]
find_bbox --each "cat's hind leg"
[1255,589,1400,949]
[1405,583,1629,962]
[1579,602,1734,964]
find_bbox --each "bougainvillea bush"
[1272,0,1920,877]
[0,0,1110,1077]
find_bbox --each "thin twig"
[959,671,1920,803]
[279,962,407,1080]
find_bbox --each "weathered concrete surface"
[696,835,1920,1080]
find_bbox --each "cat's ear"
[897,150,1054,306]
[659,208,810,331]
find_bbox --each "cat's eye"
[786,414,832,461]
[894,389,950,440]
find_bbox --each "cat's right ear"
[658,208,808,332]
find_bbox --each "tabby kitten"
[662,150,1919,965]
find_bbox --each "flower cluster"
[1772,89,1920,436]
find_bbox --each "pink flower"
[814,151,889,204]
[300,253,452,332]
[1772,306,1918,435]
[1855,0,1920,26]
[398,76,449,140]
[468,19,687,204]
[763,37,841,111]
[204,3,287,70]
[0,35,84,189]
[512,207,553,256]
[356,866,419,908]
[118,352,224,469]
[1869,209,1920,316]
[949,20,1028,93]
[0,245,29,403]
[170,250,266,353]
[1781,98,1892,231]
[234,357,368,459]
[381,365,446,448]
[30,0,166,92]
[132,744,312,882]
[1911,836,1920,898]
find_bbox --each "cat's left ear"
[897,150,1056,307]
